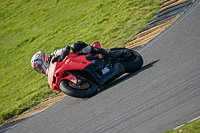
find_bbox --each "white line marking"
[173,124,185,130]
[173,116,200,130]
[187,116,200,123]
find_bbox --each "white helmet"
[31,51,49,74]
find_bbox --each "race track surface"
[3,1,200,133]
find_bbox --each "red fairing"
[91,41,101,49]
[91,41,101,57]
[47,53,92,91]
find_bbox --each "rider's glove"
[79,45,92,54]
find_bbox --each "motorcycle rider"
[31,41,119,75]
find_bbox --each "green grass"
[0,0,162,124]
[166,119,200,133]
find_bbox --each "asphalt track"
[3,1,200,133]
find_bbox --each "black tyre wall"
[110,48,143,73]
[60,80,98,98]
[120,50,143,73]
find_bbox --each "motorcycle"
[47,45,143,98]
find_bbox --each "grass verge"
[0,0,162,124]
[166,118,200,133]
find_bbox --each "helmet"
[31,51,49,74]
[71,41,88,53]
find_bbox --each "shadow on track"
[97,60,159,94]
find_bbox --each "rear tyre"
[110,48,143,73]
[59,79,98,98]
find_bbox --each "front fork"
[61,71,87,85]
[62,71,78,84]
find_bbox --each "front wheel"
[59,79,98,98]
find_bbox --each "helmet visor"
[34,59,43,74]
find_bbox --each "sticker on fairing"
[102,67,110,74]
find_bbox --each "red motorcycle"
[48,45,143,98]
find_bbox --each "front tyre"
[59,79,98,98]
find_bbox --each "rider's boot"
[91,47,110,56]
[91,47,127,59]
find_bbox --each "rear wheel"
[59,79,98,98]
[110,48,143,73]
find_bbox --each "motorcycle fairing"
[48,53,92,91]
[48,53,126,92]
[83,62,126,86]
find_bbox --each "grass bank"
[0,0,162,124]
[166,118,200,133]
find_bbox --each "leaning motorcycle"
[47,47,143,98]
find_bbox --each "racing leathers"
[44,41,110,75]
